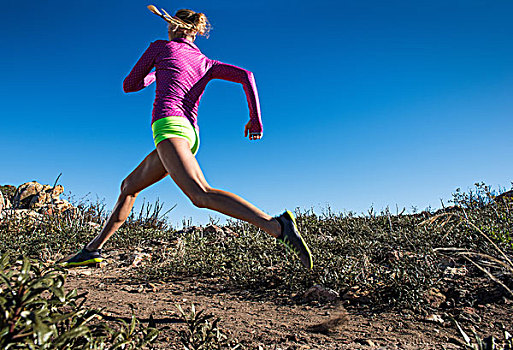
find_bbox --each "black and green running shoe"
[275,210,313,269]
[61,247,103,268]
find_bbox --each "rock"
[425,314,444,324]
[87,222,101,229]
[7,209,44,223]
[130,252,152,267]
[0,185,16,200]
[10,181,73,214]
[175,225,203,235]
[50,185,64,199]
[303,284,339,302]
[365,340,376,347]
[342,286,370,302]
[29,191,49,210]
[13,181,43,207]
[0,191,4,213]
[495,190,513,204]
[444,266,468,279]
[204,224,224,236]
[386,250,403,262]
[425,288,446,308]
[52,199,73,213]
[457,307,481,323]
[222,226,239,237]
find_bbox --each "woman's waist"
[151,111,198,130]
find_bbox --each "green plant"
[177,303,241,350]
[452,317,512,350]
[0,254,158,349]
[427,184,513,299]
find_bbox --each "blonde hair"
[148,5,211,38]
[174,9,211,37]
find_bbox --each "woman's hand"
[244,120,262,140]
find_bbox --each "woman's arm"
[208,61,263,136]
[123,41,160,93]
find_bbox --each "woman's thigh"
[122,149,168,195]
[155,137,209,197]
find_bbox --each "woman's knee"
[188,186,213,208]
[120,178,140,197]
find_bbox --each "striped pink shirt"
[123,38,263,135]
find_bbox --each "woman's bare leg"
[86,150,168,250]
[156,138,282,237]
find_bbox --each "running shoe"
[275,210,313,269]
[61,247,103,267]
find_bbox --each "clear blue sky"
[1,0,512,226]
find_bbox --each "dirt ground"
[65,249,513,349]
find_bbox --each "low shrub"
[0,254,158,349]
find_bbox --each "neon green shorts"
[152,116,200,156]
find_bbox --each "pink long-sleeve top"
[123,38,263,135]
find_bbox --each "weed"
[177,303,241,350]
[452,317,513,350]
[0,254,159,349]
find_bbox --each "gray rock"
[204,224,224,236]
[303,284,340,302]
[11,181,72,214]
[496,190,513,203]
[13,181,44,207]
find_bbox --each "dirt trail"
[64,250,512,349]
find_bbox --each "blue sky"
[1,0,512,226]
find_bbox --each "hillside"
[1,182,512,349]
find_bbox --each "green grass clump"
[177,303,241,350]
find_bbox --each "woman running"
[64,5,313,269]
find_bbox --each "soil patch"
[65,249,512,349]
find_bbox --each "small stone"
[425,314,444,324]
[130,252,152,267]
[366,340,376,347]
[386,250,403,262]
[425,288,446,308]
[222,226,239,236]
[50,185,64,199]
[148,283,159,292]
[444,266,468,278]
[88,222,101,229]
[342,285,370,302]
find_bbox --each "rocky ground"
[64,247,513,349]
